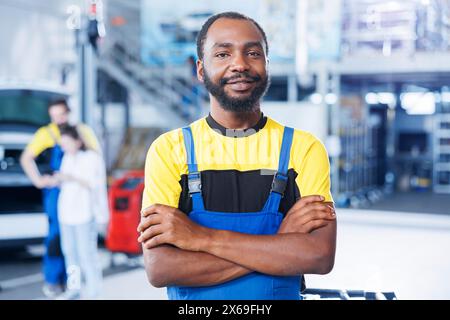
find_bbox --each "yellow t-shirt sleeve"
[25,127,54,157]
[78,124,100,152]
[26,124,100,157]
[141,132,183,211]
[295,134,334,203]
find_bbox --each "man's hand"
[36,174,58,189]
[278,195,335,234]
[137,204,211,251]
[137,196,335,251]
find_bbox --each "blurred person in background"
[51,125,108,300]
[187,54,206,117]
[138,12,336,300]
[180,55,203,119]
[20,99,100,298]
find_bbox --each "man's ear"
[197,59,204,83]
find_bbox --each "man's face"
[48,104,69,126]
[198,18,269,112]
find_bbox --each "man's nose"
[229,53,249,72]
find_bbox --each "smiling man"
[138,12,337,300]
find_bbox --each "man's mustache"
[219,72,262,86]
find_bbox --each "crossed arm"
[138,195,336,288]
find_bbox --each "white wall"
[0,0,77,82]
[130,105,174,128]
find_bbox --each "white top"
[58,150,109,225]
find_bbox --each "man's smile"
[226,80,256,92]
[223,77,257,92]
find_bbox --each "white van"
[0,82,70,249]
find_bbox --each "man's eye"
[215,53,229,58]
[248,51,261,57]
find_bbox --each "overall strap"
[181,126,205,211]
[46,126,63,171]
[278,127,294,176]
[264,126,294,212]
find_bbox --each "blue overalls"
[42,141,66,285]
[167,126,301,300]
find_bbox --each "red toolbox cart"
[106,170,145,256]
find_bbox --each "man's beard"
[203,69,270,112]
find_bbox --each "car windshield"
[0,89,66,127]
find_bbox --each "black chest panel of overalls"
[178,168,301,216]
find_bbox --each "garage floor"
[306,208,450,300]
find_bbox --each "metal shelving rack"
[307,0,450,205]
[433,113,450,193]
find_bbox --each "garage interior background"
[0,0,449,300]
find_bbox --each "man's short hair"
[48,99,70,113]
[196,11,269,61]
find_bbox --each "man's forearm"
[20,150,42,187]
[143,244,252,288]
[200,221,336,276]
[139,201,336,287]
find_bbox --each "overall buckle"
[271,173,288,196]
[188,172,202,195]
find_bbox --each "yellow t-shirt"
[26,123,100,157]
[142,115,333,214]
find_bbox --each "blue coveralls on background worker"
[20,99,100,297]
